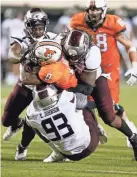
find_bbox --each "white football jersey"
[26,90,90,155]
[85,45,102,79]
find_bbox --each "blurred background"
[1,0,137,85]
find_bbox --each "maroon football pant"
[1,81,33,127]
[91,76,115,124]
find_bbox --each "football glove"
[124,66,137,86]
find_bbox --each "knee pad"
[114,104,124,118]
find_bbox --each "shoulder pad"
[46,32,57,39]
[11,37,23,43]
[105,15,126,34]
[10,36,29,55]
[10,37,23,46]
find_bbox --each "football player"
[2,8,77,143]
[69,0,137,159]
[21,38,77,89]
[25,84,99,162]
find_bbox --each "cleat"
[15,144,28,161]
[126,121,137,148]
[129,133,137,160]
[43,151,70,163]
[98,124,108,144]
[3,119,24,141]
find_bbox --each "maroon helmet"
[63,30,90,63]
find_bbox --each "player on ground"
[25,84,99,162]
[69,0,137,149]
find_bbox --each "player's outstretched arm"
[116,32,137,86]
[8,42,22,64]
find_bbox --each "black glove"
[69,83,94,95]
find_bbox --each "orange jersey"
[70,13,126,68]
[70,13,126,103]
[38,59,77,89]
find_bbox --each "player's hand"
[124,67,137,86]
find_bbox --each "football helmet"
[33,84,59,110]
[30,38,62,66]
[85,0,107,26]
[24,8,49,40]
[63,30,90,63]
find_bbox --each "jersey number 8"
[96,34,107,52]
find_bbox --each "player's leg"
[87,96,108,144]
[115,104,137,147]
[106,68,137,148]
[2,81,33,141]
[61,108,99,161]
[15,120,36,160]
[92,76,137,160]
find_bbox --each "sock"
[21,121,35,148]
[116,119,133,138]
[125,119,137,134]
[20,143,27,149]
[17,118,23,126]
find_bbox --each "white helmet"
[33,84,59,110]
[63,30,90,63]
[85,0,107,26]
[33,39,62,66]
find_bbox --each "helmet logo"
[44,48,56,59]
[33,13,43,19]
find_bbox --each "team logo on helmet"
[44,48,56,59]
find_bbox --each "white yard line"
[62,169,137,175]
[21,167,137,175]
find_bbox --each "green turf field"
[1,84,137,177]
